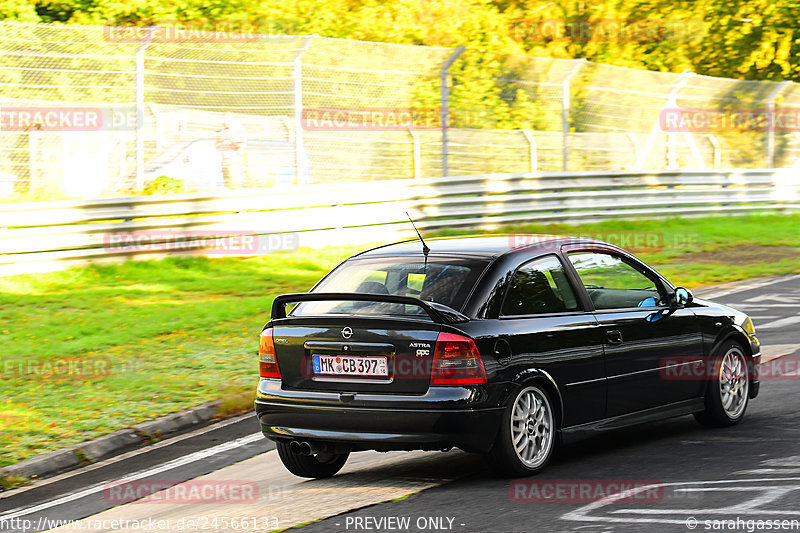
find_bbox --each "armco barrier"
[1,169,798,276]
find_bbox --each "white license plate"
[312,354,388,377]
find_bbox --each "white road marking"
[47,449,468,533]
[744,293,800,304]
[0,433,263,521]
[700,274,800,300]
[0,413,256,500]
[734,457,800,475]
[735,468,800,475]
[763,455,800,467]
[563,477,800,526]
[757,316,800,330]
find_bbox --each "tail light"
[431,332,486,385]
[259,328,281,379]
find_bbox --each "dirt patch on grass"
[677,245,800,264]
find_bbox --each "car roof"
[354,234,609,259]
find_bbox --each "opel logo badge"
[341,327,353,339]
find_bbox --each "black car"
[255,235,760,477]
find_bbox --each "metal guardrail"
[1,168,799,276]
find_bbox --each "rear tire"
[276,441,349,478]
[694,340,750,428]
[485,384,556,477]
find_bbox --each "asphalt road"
[1,275,798,533]
[0,415,271,533]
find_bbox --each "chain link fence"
[2,22,800,200]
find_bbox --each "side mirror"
[672,287,693,307]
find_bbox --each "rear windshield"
[291,256,488,318]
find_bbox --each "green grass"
[0,247,360,469]
[1,213,799,469]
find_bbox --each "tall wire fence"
[2,22,800,200]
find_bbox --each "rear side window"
[502,255,579,316]
[292,256,488,317]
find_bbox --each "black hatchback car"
[255,235,760,477]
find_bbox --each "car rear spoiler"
[271,292,469,324]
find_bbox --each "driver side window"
[567,252,662,310]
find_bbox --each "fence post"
[521,129,538,172]
[134,28,153,192]
[408,127,422,179]
[561,59,585,172]
[440,46,465,177]
[666,127,678,169]
[626,133,638,169]
[293,34,315,185]
[706,134,721,168]
[635,69,693,170]
[766,81,789,168]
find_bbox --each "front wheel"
[485,384,556,477]
[276,441,349,478]
[694,341,750,427]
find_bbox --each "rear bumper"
[254,379,505,453]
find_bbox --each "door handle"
[606,330,623,344]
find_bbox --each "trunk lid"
[272,316,440,394]
[268,293,470,394]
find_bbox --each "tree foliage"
[5,0,799,82]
